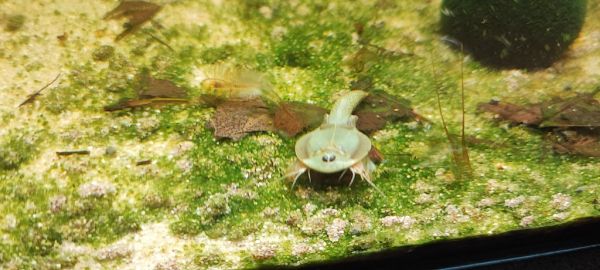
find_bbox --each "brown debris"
[104,98,188,112]
[103,1,161,41]
[478,102,542,125]
[547,129,600,158]
[18,73,61,107]
[136,159,152,166]
[538,91,600,127]
[205,98,276,141]
[552,136,600,157]
[478,87,600,127]
[138,76,188,99]
[104,76,189,111]
[479,87,600,158]
[368,146,384,163]
[273,101,328,137]
[354,90,419,133]
[56,150,91,156]
[57,32,68,41]
[350,77,374,91]
[203,89,415,140]
[143,30,174,51]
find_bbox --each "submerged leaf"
[354,90,419,132]
[206,99,276,141]
[478,101,542,125]
[549,131,600,158]
[538,90,600,127]
[103,1,161,41]
[479,87,600,127]
[138,76,189,99]
[103,98,188,112]
[104,76,188,111]
[273,101,328,136]
[368,145,384,163]
[479,87,600,158]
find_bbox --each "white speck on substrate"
[92,243,132,261]
[504,195,525,208]
[1,214,17,231]
[77,180,117,198]
[258,6,273,19]
[251,243,278,260]
[552,212,570,221]
[519,215,535,227]
[326,218,347,242]
[49,194,67,213]
[303,203,317,215]
[550,193,572,210]
[169,141,196,156]
[476,198,497,208]
[291,243,314,257]
[445,204,470,223]
[320,208,340,216]
[380,216,415,229]
[300,215,328,236]
[176,159,193,174]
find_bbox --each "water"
[0,0,599,269]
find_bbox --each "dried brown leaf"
[104,76,189,111]
[538,89,600,127]
[272,101,328,137]
[549,133,600,158]
[103,1,161,41]
[354,90,418,132]
[103,98,188,112]
[479,87,600,127]
[206,98,276,141]
[478,101,542,125]
[479,87,600,158]
[368,145,384,163]
[138,76,188,99]
[349,77,374,91]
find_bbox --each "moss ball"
[440,0,587,69]
[92,45,115,61]
[6,14,26,31]
[105,145,117,156]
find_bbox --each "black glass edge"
[256,216,600,270]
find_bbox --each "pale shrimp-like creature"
[200,64,292,115]
[283,90,386,197]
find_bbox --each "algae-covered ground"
[1,0,600,269]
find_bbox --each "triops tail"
[328,90,368,124]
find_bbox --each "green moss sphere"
[92,45,115,61]
[440,0,587,69]
[6,14,25,31]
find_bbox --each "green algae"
[1,0,600,269]
[0,137,36,170]
[92,45,116,62]
[440,0,587,69]
[5,14,25,31]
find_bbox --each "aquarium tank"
[0,0,599,269]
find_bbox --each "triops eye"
[321,155,336,162]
